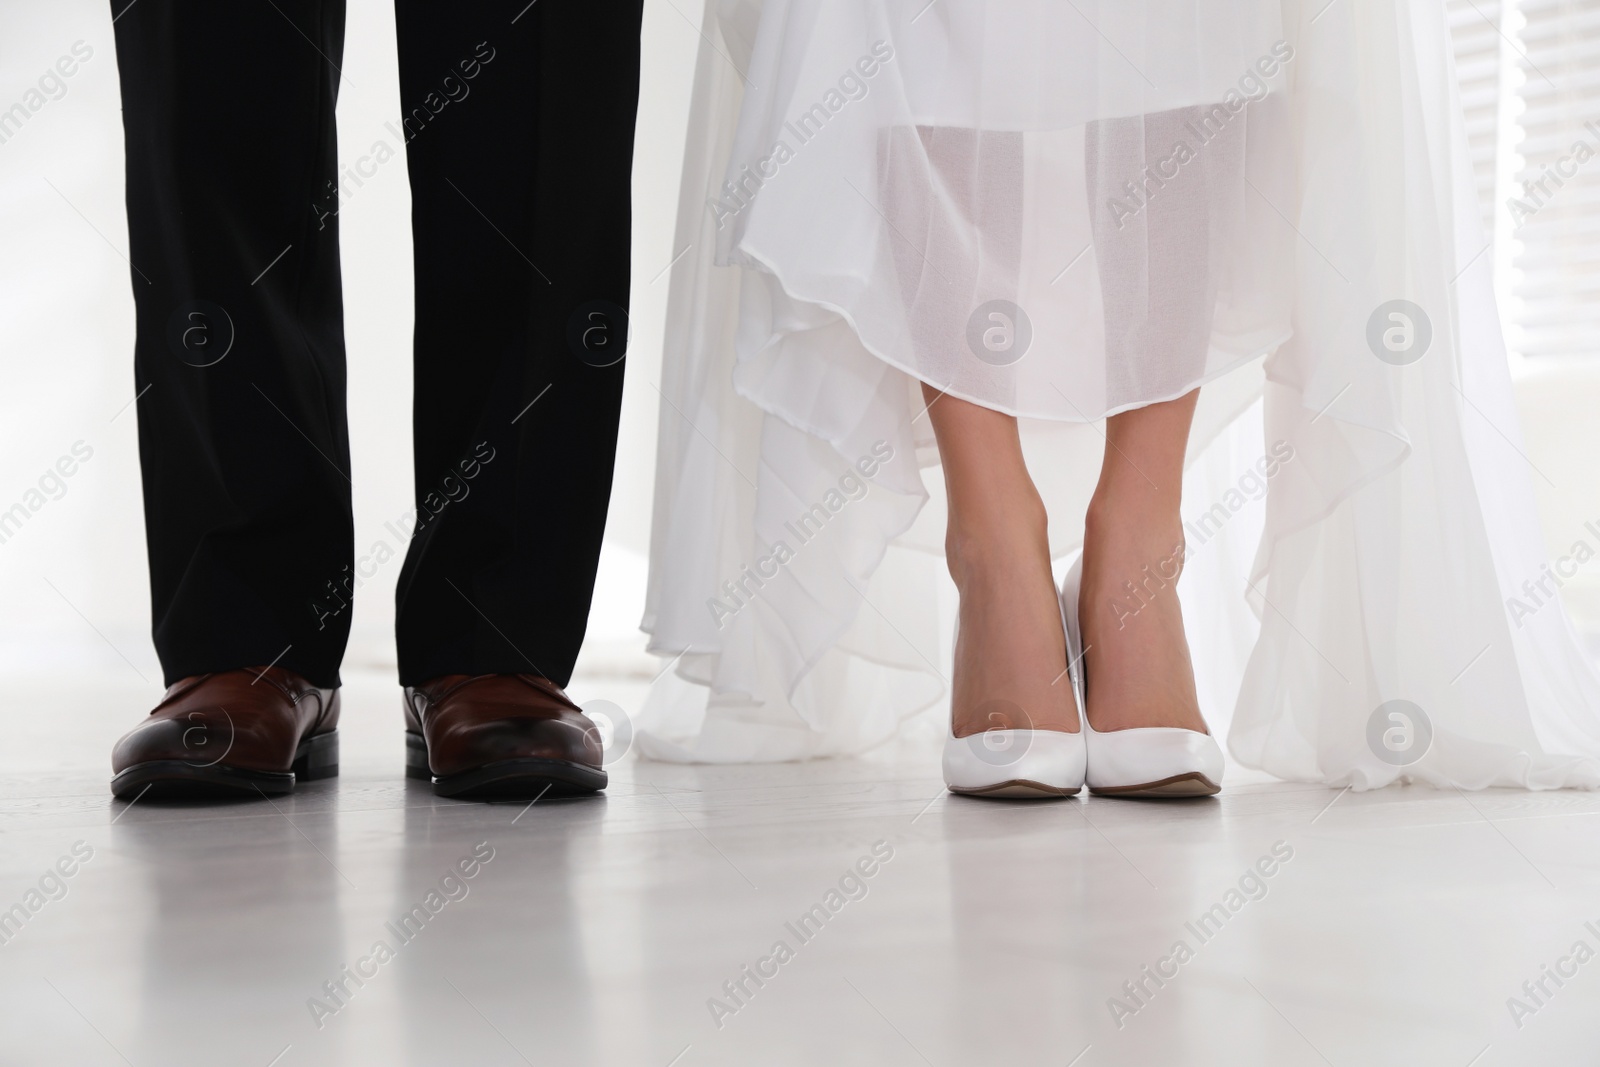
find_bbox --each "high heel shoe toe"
[942,593,1088,798]
[1060,557,1223,798]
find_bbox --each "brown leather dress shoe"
[404,674,606,799]
[110,667,339,799]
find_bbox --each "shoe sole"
[406,732,607,799]
[109,731,339,800]
[948,780,1081,799]
[1089,772,1221,798]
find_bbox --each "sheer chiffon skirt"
[639,0,1600,788]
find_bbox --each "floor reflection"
[394,786,602,1066]
[118,790,349,1063]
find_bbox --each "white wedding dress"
[637,0,1600,789]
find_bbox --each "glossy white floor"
[4,668,1599,1067]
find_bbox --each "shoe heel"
[292,730,340,781]
[405,731,432,780]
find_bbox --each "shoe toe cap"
[429,712,603,776]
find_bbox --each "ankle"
[1086,488,1183,551]
[945,495,1050,587]
[1083,506,1187,623]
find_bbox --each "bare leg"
[923,384,1079,736]
[1080,389,1207,732]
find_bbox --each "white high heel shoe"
[1061,558,1224,798]
[941,594,1087,799]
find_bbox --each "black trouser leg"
[392,0,644,687]
[112,0,353,688]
